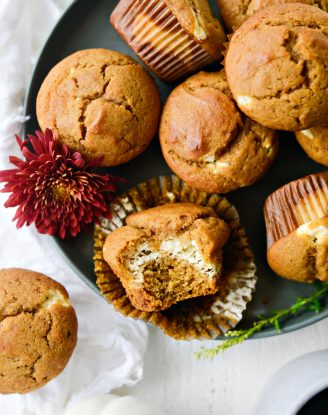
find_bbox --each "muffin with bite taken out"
[103,203,230,311]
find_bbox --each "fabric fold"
[0,1,148,414]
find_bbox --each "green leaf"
[196,281,328,360]
[274,319,281,333]
[308,298,322,314]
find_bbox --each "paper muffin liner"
[264,172,328,248]
[94,175,257,340]
[110,0,216,83]
[318,0,328,12]
[221,33,232,69]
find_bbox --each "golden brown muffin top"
[216,0,325,32]
[225,4,328,131]
[161,71,240,161]
[165,0,226,58]
[37,49,161,167]
[0,268,77,394]
[126,202,217,233]
[159,70,278,193]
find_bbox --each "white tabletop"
[118,320,328,414]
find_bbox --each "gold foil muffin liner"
[264,172,328,248]
[94,175,257,340]
[110,0,215,83]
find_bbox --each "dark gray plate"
[23,0,328,338]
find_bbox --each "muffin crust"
[160,71,278,193]
[37,49,161,166]
[295,126,328,166]
[225,4,328,131]
[0,268,77,394]
[216,0,326,32]
[267,217,328,282]
[264,172,328,282]
[164,0,226,58]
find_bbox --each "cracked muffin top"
[159,70,278,194]
[216,0,326,33]
[225,3,328,131]
[0,268,77,394]
[36,49,161,167]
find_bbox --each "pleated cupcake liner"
[221,32,232,69]
[264,172,328,248]
[94,175,257,340]
[110,0,216,83]
[320,0,328,12]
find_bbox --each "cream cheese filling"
[297,223,328,240]
[202,155,230,173]
[42,289,71,309]
[127,238,218,283]
[300,129,314,139]
[237,95,253,107]
[191,9,207,41]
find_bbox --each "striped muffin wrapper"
[110,0,216,83]
[264,172,328,248]
[94,175,257,340]
[318,0,328,12]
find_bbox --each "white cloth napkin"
[0,1,148,414]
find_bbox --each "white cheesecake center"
[237,96,253,107]
[297,223,328,239]
[300,129,314,139]
[42,289,71,309]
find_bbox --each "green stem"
[196,283,328,360]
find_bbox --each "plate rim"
[22,0,328,341]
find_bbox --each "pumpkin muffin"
[225,4,328,131]
[95,175,258,340]
[216,0,326,33]
[295,126,328,166]
[37,49,161,167]
[264,172,328,282]
[103,203,230,311]
[159,71,278,194]
[0,268,77,394]
[110,0,226,82]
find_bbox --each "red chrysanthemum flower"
[0,129,119,239]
